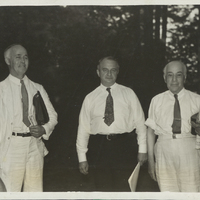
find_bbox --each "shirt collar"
[168,88,185,99]
[100,82,117,91]
[8,74,28,86]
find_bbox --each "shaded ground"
[43,156,159,192]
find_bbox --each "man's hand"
[148,159,157,181]
[79,161,89,175]
[191,121,200,136]
[29,125,46,138]
[138,152,147,166]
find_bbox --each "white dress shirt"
[9,74,30,133]
[145,88,200,135]
[77,83,147,162]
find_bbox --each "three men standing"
[0,44,57,192]
[1,45,199,192]
[76,56,147,191]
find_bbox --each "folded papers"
[128,162,140,192]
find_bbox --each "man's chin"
[105,79,115,83]
[170,88,181,94]
[106,81,114,84]
[20,68,28,73]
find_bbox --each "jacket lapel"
[2,78,14,123]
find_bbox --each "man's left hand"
[138,153,147,166]
[29,125,46,138]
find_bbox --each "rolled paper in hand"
[128,162,140,192]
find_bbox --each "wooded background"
[0,5,199,191]
[1,6,199,113]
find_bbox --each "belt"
[94,132,131,141]
[158,133,195,140]
[12,132,32,137]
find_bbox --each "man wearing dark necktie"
[76,56,147,191]
[146,61,200,192]
[172,94,181,134]
[104,87,114,126]
[0,44,58,192]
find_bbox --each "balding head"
[4,44,25,62]
[97,56,119,70]
[97,56,119,87]
[163,61,187,77]
[4,44,29,79]
[163,60,187,94]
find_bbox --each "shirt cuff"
[77,152,87,163]
[138,143,147,153]
[145,118,156,130]
[42,124,49,140]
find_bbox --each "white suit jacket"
[0,75,58,172]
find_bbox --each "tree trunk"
[162,6,167,46]
[144,6,154,52]
[155,5,161,42]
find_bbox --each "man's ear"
[184,75,187,83]
[163,74,167,83]
[97,69,100,77]
[5,57,10,65]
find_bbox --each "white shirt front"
[8,74,30,133]
[145,88,200,136]
[76,83,147,162]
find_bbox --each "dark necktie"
[172,94,181,134]
[21,80,31,127]
[104,88,114,126]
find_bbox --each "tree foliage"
[166,5,200,91]
[1,5,199,113]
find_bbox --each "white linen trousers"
[155,135,200,192]
[1,135,44,192]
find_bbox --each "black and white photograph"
[0,0,200,199]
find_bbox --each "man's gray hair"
[97,56,119,70]
[163,60,187,76]
[4,44,22,60]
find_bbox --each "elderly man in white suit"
[0,44,58,192]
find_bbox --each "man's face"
[97,59,119,87]
[164,62,186,94]
[8,45,29,79]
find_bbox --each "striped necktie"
[21,80,31,127]
[172,94,181,134]
[104,88,114,126]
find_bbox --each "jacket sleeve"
[38,85,58,140]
